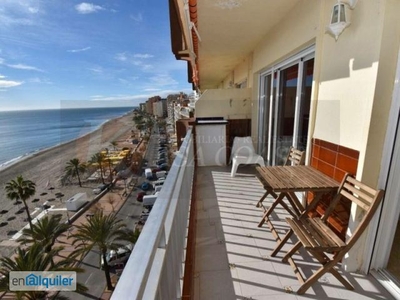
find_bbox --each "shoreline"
[0,112,134,180]
[0,109,133,172]
[0,111,136,246]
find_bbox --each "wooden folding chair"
[256,147,305,210]
[282,173,384,294]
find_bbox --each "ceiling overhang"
[169,0,301,91]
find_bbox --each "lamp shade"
[326,2,350,40]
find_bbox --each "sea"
[0,107,135,169]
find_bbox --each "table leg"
[258,193,286,227]
[256,189,278,208]
[287,192,304,217]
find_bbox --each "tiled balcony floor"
[194,166,394,300]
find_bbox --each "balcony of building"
[193,165,393,300]
[112,129,394,300]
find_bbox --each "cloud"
[90,94,147,101]
[149,74,178,86]
[130,13,143,22]
[88,66,103,73]
[28,7,39,14]
[0,59,43,72]
[0,79,23,88]
[115,52,128,62]
[75,3,105,14]
[67,47,91,53]
[0,1,42,27]
[28,77,52,84]
[7,63,43,72]
[133,54,153,59]
[115,52,154,71]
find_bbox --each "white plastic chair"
[230,136,265,177]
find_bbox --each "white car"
[93,184,109,195]
[101,244,133,268]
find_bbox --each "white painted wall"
[195,88,252,119]
[226,0,400,273]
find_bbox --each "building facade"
[170,0,400,293]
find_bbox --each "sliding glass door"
[258,48,314,165]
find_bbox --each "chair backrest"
[323,173,384,251]
[284,147,305,166]
[230,136,256,158]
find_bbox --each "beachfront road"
[59,189,144,299]
[59,125,162,299]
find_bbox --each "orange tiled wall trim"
[309,138,359,240]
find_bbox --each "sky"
[0,0,192,111]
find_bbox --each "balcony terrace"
[194,165,393,300]
[113,130,394,300]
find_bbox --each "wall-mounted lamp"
[326,0,357,41]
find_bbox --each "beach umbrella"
[7,216,16,221]
[40,192,48,196]
[0,222,8,227]
[15,208,25,215]
[7,230,18,236]
[0,210,8,215]
[32,198,40,203]
[47,198,56,202]
[48,187,55,191]
[14,201,22,205]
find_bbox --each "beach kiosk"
[66,192,88,211]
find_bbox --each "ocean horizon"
[0,107,135,169]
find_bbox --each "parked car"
[155,170,167,178]
[144,168,153,179]
[152,167,161,173]
[93,183,110,195]
[101,244,133,269]
[156,159,166,165]
[158,163,169,171]
[141,182,150,191]
[152,179,165,190]
[136,192,146,202]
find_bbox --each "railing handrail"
[111,128,193,299]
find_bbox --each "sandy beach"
[0,111,136,248]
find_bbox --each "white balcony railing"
[112,128,194,300]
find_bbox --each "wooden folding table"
[255,165,339,257]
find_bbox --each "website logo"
[9,271,76,291]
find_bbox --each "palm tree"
[90,153,105,184]
[64,158,87,187]
[136,123,145,132]
[5,176,36,230]
[158,119,167,129]
[18,214,70,253]
[70,211,130,291]
[132,115,143,124]
[123,228,141,245]
[145,118,154,133]
[0,243,87,299]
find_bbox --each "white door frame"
[367,49,400,296]
[257,46,315,165]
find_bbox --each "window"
[258,47,314,165]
